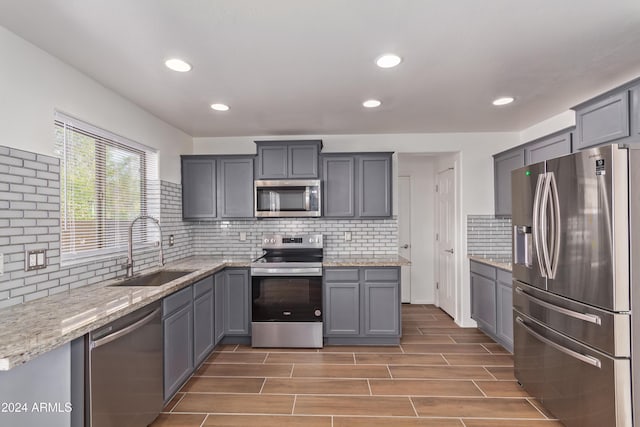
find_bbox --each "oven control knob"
[270,238,276,244]
[309,238,315,243]
[314,310,322,317]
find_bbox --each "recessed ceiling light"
[211,103,230,111]
[376,54,402,68]
[492,96,515,106]
[164,58,192,72]
[363,99,382,108]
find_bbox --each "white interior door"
[436,168,455,317]
[398,176,412,303]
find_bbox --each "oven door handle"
[251,267,323,276]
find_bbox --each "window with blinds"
[54,112,160,263]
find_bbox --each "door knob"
[401,244,409,249]
[445,248,454,254]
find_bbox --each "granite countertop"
[468,255,512,272]
[0,256,250,371]
[0,255,409,371]
[322,255,411,267]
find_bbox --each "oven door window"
[252,276,322,322]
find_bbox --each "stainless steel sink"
[110,270,194,287]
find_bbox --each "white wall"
[519,110,576,143]
[0,26,192,183]
[398,155,436,304]
[195,132,519,326]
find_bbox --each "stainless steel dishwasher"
[88,301,163,427]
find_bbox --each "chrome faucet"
[126,215,164,278]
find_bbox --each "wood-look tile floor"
[151,304,563,427]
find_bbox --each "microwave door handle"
[548,172,561,279]
[305,188,310,211]
[532,174,547,278]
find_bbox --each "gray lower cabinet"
[493,149,524,216]
[181,155,254,220]
[223,268,251,336]
[321,153,392,218]
[324,267,400,344]
[193,276,214,366]
[162,286,194,400]
[574,90,630,150]
[524,130,572,164]
[495,270,513,351]
[470,260,513,352]
[255,140,321,179]
[214,271,225,345]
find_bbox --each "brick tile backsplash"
[467,215,512,260]
[0,145,399,308]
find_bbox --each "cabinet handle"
[445,249,454,254]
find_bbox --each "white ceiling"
[1,0,640,137]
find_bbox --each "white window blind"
[54,112,160,263]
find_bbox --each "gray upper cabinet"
[359,154,392,217]
[494,149,524,216]
[182,158,216,219]
[524,130,572,165]
[574,90,630,150]
[219,157,254,218]
[255,140,321,179]
[632,85,640,139]
[322,156,355,217]
[321,152,392,218]
[181,155,253,220]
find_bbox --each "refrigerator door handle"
[540,172,553,278]
[533,174,547,278]
[516,316,602,368]
[515,286,602,325]
[547,172,561,279]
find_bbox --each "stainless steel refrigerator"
[511,144,639,427]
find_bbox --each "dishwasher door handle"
[91,308,161,349]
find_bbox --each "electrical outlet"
[169,235,175,247]
[25,249,46,271]
[344,231,352,241]
[239,232,247,241]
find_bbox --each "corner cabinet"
[181,155,254,220]
[470,260,513,352]
[322,153,393,218]
[324,267,400,345]
[255,140,321,179]
[493,149,524,216]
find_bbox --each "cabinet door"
[324,282,360,335]
[214,272,225,345]
[575,91,630,150]
[219,157,254,218]
[182,158,216,219]
[256,145,288,179]
[358,154,392,217]
[470,272,497,334]
[494,149,524,216]
[193,278,214,366]
[362,282,400,336]
[163,303,193,400]
[632,85,640,140]
[496,279,514,352]
[288,144,319,178]
[525,132,572,164]
[322,156,355,217]
[224,269,250,335]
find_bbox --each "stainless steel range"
[250,234,323,348]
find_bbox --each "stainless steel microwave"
[254,179,321,218]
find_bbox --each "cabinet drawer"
[324,268,359,282]
[470,261,496,280]
[363,268,399,282]
[497,269,512,286]
[193,276,213,298]
[163,286,192,317]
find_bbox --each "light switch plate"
[240,232,247,241]
[344,231,352,241]
[25,249,46,271]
